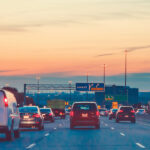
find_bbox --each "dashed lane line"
[26,143,36,149]
[136,143,146,149]
[120,132,125,136]
[111,127,115,130]
[54,127,57,130]
[45,133,49,137]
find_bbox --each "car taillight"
[119,110,123,113]
[70,111,74,117]
[4,98,8,107]
[33,114,40,118]
[96,111,100,116]
[131,110,135,113]
[60,112,63,115]
[49,113,52,116]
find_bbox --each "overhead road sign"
[76,83,104,92]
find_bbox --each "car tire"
[6,126,14,141]
[131,120,136,123]
[109,117,112,120]
[95,124,100,129]
[38,124,43,130]
[70,123,74,129]
[116,119,119,123]
[14,129,20,138]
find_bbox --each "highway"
[0,115,150,150]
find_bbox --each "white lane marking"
[143,123,150,127]
[54,127,57,130]
[111,127,115,130]
[120,132,125,136]
[105,124,108,126]
[45,133,49,136]
[59,124,62,127]
[136,143,146,149]
[26,143,36,149]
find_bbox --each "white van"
[0,90,20,141]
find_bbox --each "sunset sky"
[0,0,150,77]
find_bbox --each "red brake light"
[119,110,123,113]
[33,114,40,118]
[96,111,100,116]
[4,98,8,107]
[60,112,62,115]
[131,110,135,113]
[49,113,52,116]
[70,111,74,117]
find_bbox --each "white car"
[136,109,146,115]
[0,90,20,141]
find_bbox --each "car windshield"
[40,109,51,113]
[120,107,133,112]
[19,107,38,113]
[73,104,97,111]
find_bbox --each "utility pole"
[125,50,128,105]
[87,72,89,101]
[103,64,106,106]
[36,76,40,105]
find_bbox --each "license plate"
[125,115,128,118]
[24,115,29,119]
[82,113,88,117]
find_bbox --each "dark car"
[70,102,100,129]
[116,106,136,123]
[40,108,55,122]
[52,108,66,119]
[109,109,118,120]
[19,106,44,130]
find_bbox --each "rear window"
[40,109,51,113]
[120,107,133,112]
[139,109,145,112]
[100,109,107,112]
[112,109,118,112]
[19,107,38,113]
[73,103,97,111]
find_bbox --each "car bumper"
[71,119,100,126]
[20,121,41,128]
[0,126,8,133]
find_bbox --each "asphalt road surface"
[0,115,150,150]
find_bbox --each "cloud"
[0,19,82,32]
[95,53,114,57]
[0,69,20,73]
[127,45,150,52]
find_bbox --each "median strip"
[136,143,146,149]
[26,143,36,149]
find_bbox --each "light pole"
[87,72,89,101]
[36,76,40,105]
[68,81,72,103]
[125,50,128,105]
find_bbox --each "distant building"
[95,85,139,107]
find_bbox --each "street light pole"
[87,72,88,101]
[125,50,128,105]
[36,76,40,105]
[103,64,106,105]
[68,81,72,103]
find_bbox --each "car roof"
[73,101,97,104]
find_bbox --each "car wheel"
[116,119,119,123]
[6,126,14,141]
[109,117,112,120]
[95,124,100,129]
[70,123,74,129]
[14,129,20,138]
[131,120,136,123]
